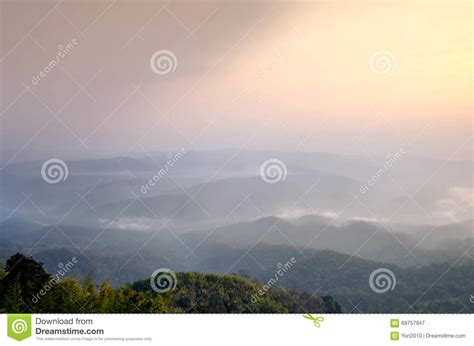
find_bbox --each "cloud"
[277,208,337,220]
[98,217,153,232]
[433,187,474,223]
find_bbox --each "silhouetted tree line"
[0,253,340,313]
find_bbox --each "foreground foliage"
[0,253,340,313]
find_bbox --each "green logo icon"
[7,314,32,341]
[391,319,399,328]
[390,331,399,341]
[303,314,324,328]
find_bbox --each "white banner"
[1,314,472,345]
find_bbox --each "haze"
[1,0,471,162]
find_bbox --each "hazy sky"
[1,0,472,163]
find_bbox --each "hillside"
[2,241,472,313]
[0,253,340,313]
[208,245,473,313]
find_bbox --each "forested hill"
[0,253,341,313]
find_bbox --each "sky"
[0,0,472,163]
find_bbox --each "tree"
[96,280,114,312]
[3,275,24,312]
[1,253,51,308]
[0,261,6,280]
[1,253,342,313]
